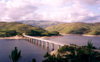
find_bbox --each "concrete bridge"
[23,34,65,51]
[22,34,100,53]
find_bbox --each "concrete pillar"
[32,39,35,44]
[58,45,61,49]
[29,38,31,42]
[47,42,49,50]
[43,41,45,48]
[31,39,33,43]
[52,43,54,51]
[36,40,38,45]
[34,39,35,44]
[39,40,41,46]
[28,38,30,42]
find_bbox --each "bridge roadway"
[23,34,100,52]
[23,33,67,50]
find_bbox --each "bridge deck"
[23,34,65,46]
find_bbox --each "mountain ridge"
[18,20,63,28]
[46,22,100,35]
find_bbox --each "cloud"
[73,0,100,5]
[0,0,100,22]
[81,15,100,23]
[37,2,96,22]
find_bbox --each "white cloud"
[0,0,99,22]
[98,7,100,10]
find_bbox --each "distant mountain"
[46,22,100,35]
[0,22,46,33]
[19,20,63,28]
[0,22,59,37]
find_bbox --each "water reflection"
[0,39,47,62]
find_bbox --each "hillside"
[19,20,63,28]
[0,22,59,37]
[46,22,100,35]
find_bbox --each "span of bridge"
[23,33,68,50]
[23,33,100,52]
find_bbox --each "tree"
[25,30,42,36]
[9,47,21,62]
[32,58,36,62]
[5,30,17,37]
[43,41,100,62]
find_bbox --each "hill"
[19,20,63,28]
[46,22,100,35]
[0,22,59,37]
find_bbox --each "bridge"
[23,33,66,51]
[23,34,100,52]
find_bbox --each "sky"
[0,0,100,22]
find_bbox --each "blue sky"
[0,0,100,22]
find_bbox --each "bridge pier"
[30,38,32,43]
[29,38,32,43]
[39,40,41,46]
[47,42,49,50]
[31,39,33,43]
[52,43,54,51]
[28,38,30,41]
[33,39,35,44]
[36,40,38,45]
[23,34,64,51]
[58,45,61,49]
[42,41,45,48]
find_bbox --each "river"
[0,35,100,62]
[46,35,100,48]
[0,39,47,62]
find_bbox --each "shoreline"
[0,35,24,39]
[0,33,100,40]
[61,33,100,37]
[40,34,100,39]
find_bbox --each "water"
[0,39,47,62]
[0,35,100,62]
[46,35,100,48]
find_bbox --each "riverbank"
[61,33,100,37]
[39,34,100,40]
[0,35,23,39]
[0,33,100,40]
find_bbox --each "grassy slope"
[0,22,46,34]
[46,22,100,35]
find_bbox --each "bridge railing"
[23,34,65,46]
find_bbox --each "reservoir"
[0,39,47,62]
[0,35,100,62]
[47,35,100,48]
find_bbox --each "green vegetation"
[0,22,59,37]
[9,41,100,62]
[0,30,17,37]
[32,58,36,62]
[43,41,100,62]
[9,47,37,62]
[46,22,100,35]
[25,30,59,36]
[9,47,21,62]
